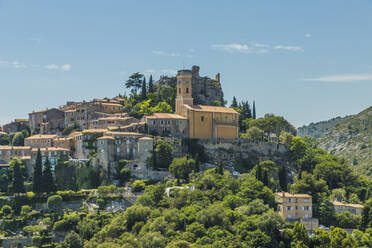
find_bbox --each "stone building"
[29,108,64,133]
[89,116,137,130]
[275,192,318,231]
[96,132,153,173]
[0,146,31,165]
[143,113,188,137]
[333,201,364,216]
[24,134,58,148]
[63,99,124,130]
[74,129,106,159]
[2,119,29,133]
[175,67,239,139]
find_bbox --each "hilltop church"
[175,67,239,139]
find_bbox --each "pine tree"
[42,157,56,193]
[279,165,288,191]
[231,96,238,108]
[141,77,147,100]
[12,159,25,194]
[148,75,154,93]
[253,100,256,119]
[33,149,43,193]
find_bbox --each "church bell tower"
[175,69,193,116]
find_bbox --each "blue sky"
[0,0,371,127]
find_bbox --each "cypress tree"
[42,157,56,193]
[256,164,263,182]
[12,159,25,194]
[279,165,288,191]
[148,75,154,93]
[263,170,269,187]
[141,77,147,100]
[253,100,256,119]
[33,149,43,193]
[231,96,238,108]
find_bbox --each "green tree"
[279,131,294,147]
[58,231,83,248]
[125,72,144,93]
[141,77,147,100]
[151,101,172,113]
[361,199,372,230]
[241,126,263,141]
[231,96,238,108]
[278,165,288,191]
[42,158,56,193]
[252,100,256,119]
[169,157,195,180]
[148,75,154,93]
[150,139,173,169]
[32,149,43,193]
[11,132,24,146]
[11,158,25,194]
[291,222,310,247]
[47,195,62,211]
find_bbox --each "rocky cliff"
[190,66,225,106]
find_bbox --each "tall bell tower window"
[186,88,189,93]
[179,88,181,94]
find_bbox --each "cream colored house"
[275,192,318,231]
[333,201,364,216]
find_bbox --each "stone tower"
[175,69,194,116]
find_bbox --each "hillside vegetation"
[299,106,372,177]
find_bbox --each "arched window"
[186,88,189,93]
[179,88,181,94]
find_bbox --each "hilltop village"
[0,66,371,247]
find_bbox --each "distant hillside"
[299,106,372,177]
[297,115,352,138]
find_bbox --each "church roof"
[186,105,238,114]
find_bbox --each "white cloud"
[273,45,304,52]
[160,69,177,75]
[61,64,71,71]
[303,74,372,82]
[212,42,304,53]
[144,69,156,73]
[0,60,27,69]
[46,64,71,71]
[153,50,181,57]
[46,64,59,70]
[211,43,251,53]
[305,33,311,38]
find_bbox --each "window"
[304,206,310,211]
[287,214,292,219]
[288,198,292,203]
[179,88,181,94]
[126,148,130,153]
[186,88,189,93]
[201,116,204,122]
[286,206,292,211]
[117,147,120,153]
[186,80,189,84]
[304,214,309,219]
[178,80,181,85]
[304,198,310,203]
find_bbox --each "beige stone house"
[0,146,31,165]
[30,147,69,170]
[29,108,64,133]
[24,134,58,148]
[89,116,137,130]
[144,113,188,137]
[333,201,364,215]
[275,192,318,231]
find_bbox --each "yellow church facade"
[175,69,239,140]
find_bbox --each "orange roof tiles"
[146,113,187,119]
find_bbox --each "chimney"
[191,65,200,77]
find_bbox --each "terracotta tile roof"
[189,105,238,114]
[98,117,133,121]
[97,136,115,140]
[0,146,31,150]
[99,103,123,107]
[82,129,107,134]
[105,131,143,137]
[25,134,58,140]
[146,113,187,119]
[333,201,364,208]
[0,131,7,135]
[139,137,153,141]
[275,192,312,198]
